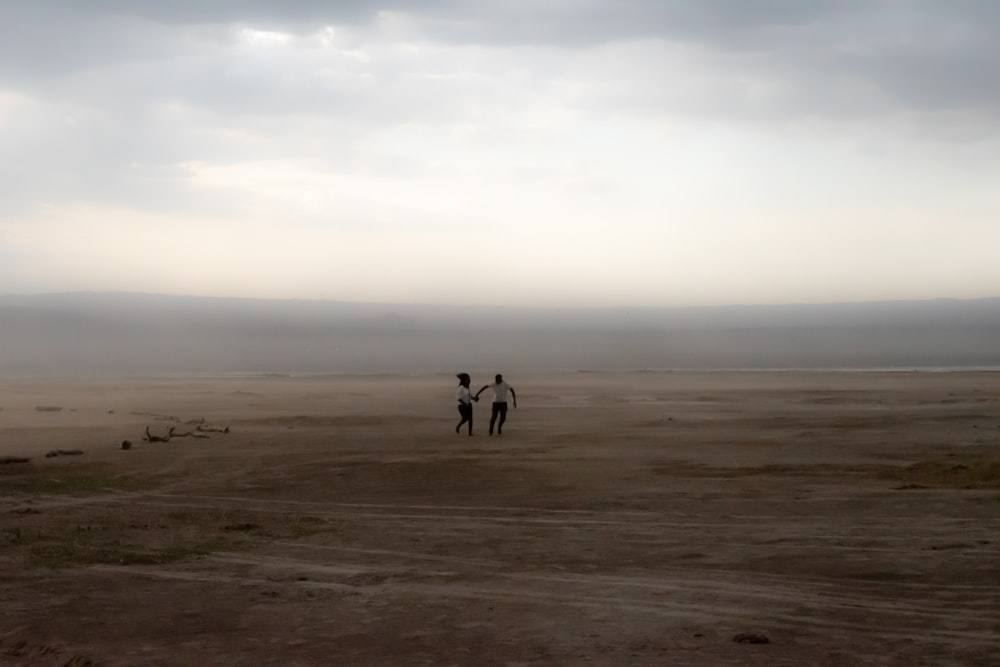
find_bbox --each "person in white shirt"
[474,373,517,436]
[455,372,478,435]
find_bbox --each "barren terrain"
[1,371,999,666]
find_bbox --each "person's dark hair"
[457,372,470,385]
[495,373,503,383]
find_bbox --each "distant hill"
[1,292,998,375]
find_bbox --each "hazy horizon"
[5,287,1000,311]
[3,2,1000,307]
[3,291,999,377]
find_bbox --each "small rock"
[223,522,259,532]
[733,632,769,644]
[121,440,133,450]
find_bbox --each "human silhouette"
[455,372,478,435]
[474,373,517,436]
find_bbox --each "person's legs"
[489,402,501,435]
[456,404,470,434]
[496,402,508,434]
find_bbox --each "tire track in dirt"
[31,490,1000,526]
[253,546,1000,624]
[10,491,994,562]
[69,491,1000,530]
[273,541,1000,597]
[87,554,1000,650]
[107,496,1000,561]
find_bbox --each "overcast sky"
[1,1,998,307]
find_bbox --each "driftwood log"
[144,426,175,443]
[140,423,227,444]
[196,425,230,434]
[45,449,84,458]
[170,430,210,439]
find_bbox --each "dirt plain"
[1,370,999,666]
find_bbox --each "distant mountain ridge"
[1,292,999,375]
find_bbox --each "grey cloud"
[410,0,870,48]
[2,0,388,31]
[3,0,999,219]
[540,2,1000,138]
[5,1,998,122]
[1,0,400,79]
[0,1,876,79]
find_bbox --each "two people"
[455,373,517,436]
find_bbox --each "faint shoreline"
[3,366,1000,382]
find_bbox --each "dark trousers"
[489,401,508,435]
[456,403,473,434]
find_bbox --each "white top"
[488,381,512,402]
[456,386,472,405]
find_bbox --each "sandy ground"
[1,371,999,666]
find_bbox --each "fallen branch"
[144,426,175,443]
[170,430,210,439]
[196,425,230,434]
[0,456,31,465]
[45,449,84,458]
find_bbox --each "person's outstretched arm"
[474,385,488,400]
[510,387,517,408]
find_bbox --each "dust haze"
[2,292,999,376]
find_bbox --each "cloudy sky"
[1,1,998,307]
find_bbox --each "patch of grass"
[165,509,340,539]
[3,514,243,569]
[28,541,218,568]
[94,545,213,566]
[924,542,973,551]
[18,516,337,567]
[0,464,144,495]
[287,515,336,538]
[15,520,234,568]
[650,461,892,478]
[4,494,343,570]
[892,459,1000,489]
[28,543,79,567]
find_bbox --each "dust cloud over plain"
[2,293,999,376]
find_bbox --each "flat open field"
[1,371,999,666]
